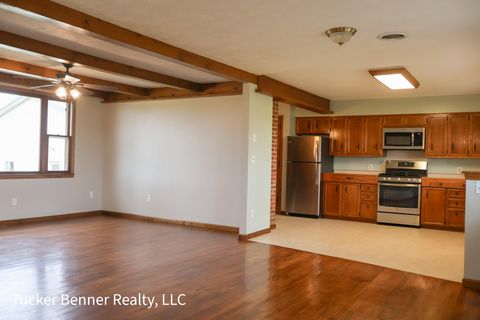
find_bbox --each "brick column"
[270,100,279,229]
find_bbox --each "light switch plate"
[368,164,374,171]
[457,167,463,174]
[476,181,480,194]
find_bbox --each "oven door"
[378,183,421,215]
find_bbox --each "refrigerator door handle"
[315,139,320,163]
[315,164,319,185]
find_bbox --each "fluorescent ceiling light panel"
[369,67,419,90]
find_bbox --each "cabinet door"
[347,117,365,155]
[448,114,469,157]
[312,117,331,135]
[421,188,446,226]
[330,118,347,155]
[404,115,427,126]
[341,183,359,217]
[426,115,447,157]
[364,116,382,156]
[446,209,465,229]
[296,118,312,135]
[382,115,404,127]
[469,114,480,157]
[323,182,341,216]
[359,202,377,220]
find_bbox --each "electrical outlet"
[250,209,255,218]
[89,191,94,199]
[457,167,463,174]
[11,197,17,207]
[476,182,480,194]
[367,164,374,171]
[146,194,152,203]
[252,134,257,143]
[251,155,256,163]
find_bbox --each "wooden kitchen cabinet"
[382,114,427,127]
[469,114,480,157]
[296,118,313,135]
[322,174,377,222]
[364,116,383,156]
[421,188,446,227]
[426,115,447,156]
[342,184,359,217]
[330,118,347,155]
[447,114,469,157]
[421,178,465,230]
[346,117,365,155]
[323,182,341,216]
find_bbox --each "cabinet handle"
[426,190,429,199]
[431,143,433,151]
[475,143,477,152]
[357,142,360,150]
[452,143,455,151]
[336,185,339,193]
[375,142,378,150]
[345,186,348,193]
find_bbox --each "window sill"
[0,172,75,180]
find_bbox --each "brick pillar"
[270,100,279,229]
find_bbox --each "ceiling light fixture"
[325,27,357,46]
[368,67,420,90]
[55,84,81,100]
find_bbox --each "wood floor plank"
[0,216,478,319]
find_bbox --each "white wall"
[241,84,273,234]
[103,94,249,228]
[464,179,480,281]
[0,97,105,220]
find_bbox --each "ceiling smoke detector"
[377,32,407,40]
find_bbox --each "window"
[0,89,75,178]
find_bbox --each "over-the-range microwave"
[382,128,425,150]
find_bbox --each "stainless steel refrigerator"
[286,136,333,216]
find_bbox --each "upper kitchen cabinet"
[425,114,448,157]
[296,117,331,135]
[364,116,383,156]
[447,114,469,157]
[382,114,427,127]
[346,117,365,155]
[426,113,479,158]
[469,114,480,157]
[330,118,347,155]
[296,118,313,135]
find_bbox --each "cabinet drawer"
[359,202,377,220]
[447,189,465,198]
[447,199,465,209]
[422,178,465,189]
[446,209,465,228]
[360,193,377,201]
[360,184,377,193]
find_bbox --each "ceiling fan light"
[70,88,81,99]
[55,86,67,100]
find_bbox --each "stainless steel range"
[377,160,428,227]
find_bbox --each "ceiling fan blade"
[82,83,118,92]
[30,84,56,89]
[64,74,80,84]
[75,87,94,96]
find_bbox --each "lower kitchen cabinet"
[421,188,446,226]
[322,174,378,222]
[421,178,465,230]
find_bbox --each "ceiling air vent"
[377,32,407,40]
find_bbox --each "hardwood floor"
[0,216,479,319]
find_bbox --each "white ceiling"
[1,0,480,100]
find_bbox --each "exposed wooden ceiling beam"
[0,58,150,96]
[0,72,106,99]
[103,82,242,103]
[0,0,258,84]
[0,30,203,92]
[257,76,331,114]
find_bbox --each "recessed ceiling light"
[368,67,419,90]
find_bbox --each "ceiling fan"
[28,63,118,100]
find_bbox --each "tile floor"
[251,215,464,282]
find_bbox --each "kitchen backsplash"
[333,150,480,174]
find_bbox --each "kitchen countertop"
[332,171,466,179]
[333,170,381,176]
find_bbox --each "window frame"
[0,87,76,179]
